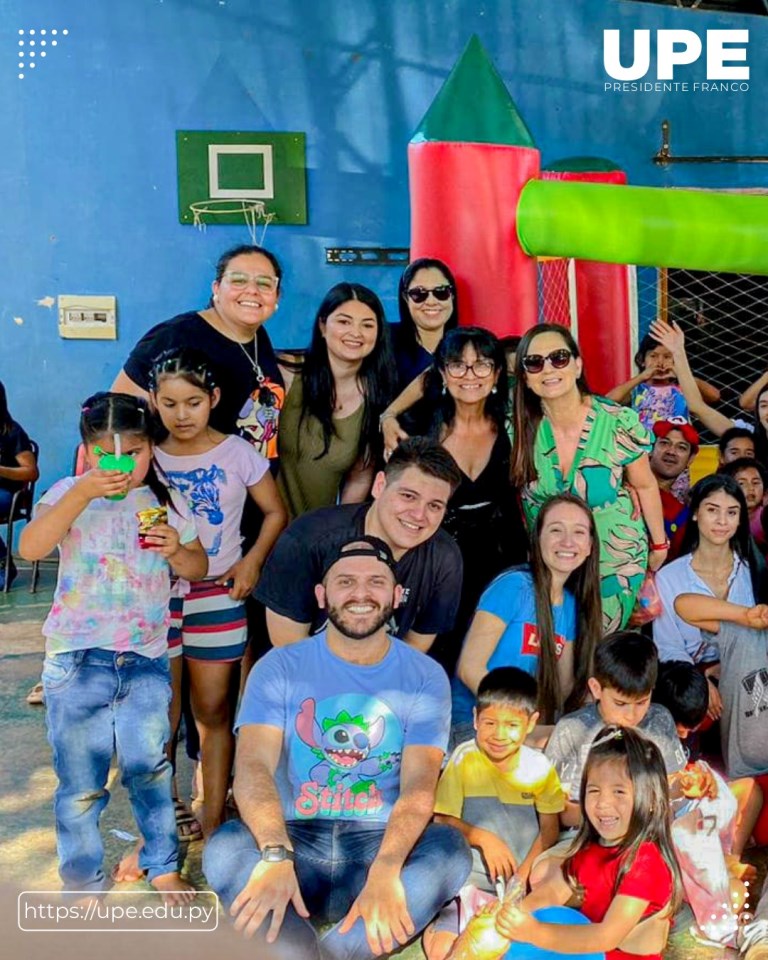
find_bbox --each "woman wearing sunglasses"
[390,257,459,392]
[510,323,668,632]
[400,327,528,673]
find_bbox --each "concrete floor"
[0,559,753,959]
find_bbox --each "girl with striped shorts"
[151,348,287,837]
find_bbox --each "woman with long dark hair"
[400,326,527,672]
[510,323,667,632]
[276,282,396,519]
[0,380,39,590]
[654,473,767,719]
[453,493,602,736]
[390,257,459,391]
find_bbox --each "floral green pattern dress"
[514,395,653,632]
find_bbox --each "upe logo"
[603,29,749,81]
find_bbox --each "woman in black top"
[402,327,528,673]
[112,244,285,465]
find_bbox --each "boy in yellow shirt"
[424,667,564,960]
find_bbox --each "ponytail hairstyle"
[286,282,396,462]
[510,324,590,487]
[0,380,12,435]
[79,392,173,509]
[148,347,219,397]
[566,725,683,915]
[528,493,602,722]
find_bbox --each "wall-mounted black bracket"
[653,119,768,165]
[325,247,410,266]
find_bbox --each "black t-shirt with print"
[123,311,284,463]
[254,502,464,640]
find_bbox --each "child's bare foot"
[422,921,457,960]
[150,872,196,904]
[111,843,144,883]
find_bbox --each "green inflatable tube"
[518,179,768,276]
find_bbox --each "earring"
[491,385,498,394]
[441,384,447,395]
[213,294,219,302]
[275,302,280,311]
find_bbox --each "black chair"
[1,438,39,594]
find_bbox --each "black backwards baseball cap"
[321,535,399,581]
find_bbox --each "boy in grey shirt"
[545,631,686,828]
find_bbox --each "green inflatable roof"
[411,35,536,147]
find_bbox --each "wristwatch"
[261,844,295,863]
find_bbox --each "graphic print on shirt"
[521,622,565,659]
[743,668,768,719]
[292,695,402,820]
[237,379,285,460]
[165,465,225,556]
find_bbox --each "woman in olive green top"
[276,283,396,519]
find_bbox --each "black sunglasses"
[521,349,573,374]
[406,284,453,304]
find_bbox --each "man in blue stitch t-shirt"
[203,536,471,960]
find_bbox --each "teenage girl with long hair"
[20,393,207,901]
[453,493,602,738]
[654,473,768,720]
[276,282,396,519]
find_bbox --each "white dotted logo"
[17,27,68,79]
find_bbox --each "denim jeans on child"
[203,818,471,960]
[42,648,177,891]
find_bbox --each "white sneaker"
[740,919,768,958]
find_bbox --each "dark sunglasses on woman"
[521,348,573,374]
[406,285,453,304]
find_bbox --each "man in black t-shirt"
[255,438,464,654]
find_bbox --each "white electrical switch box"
[58,295,117,340]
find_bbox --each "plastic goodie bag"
[670,762,740,945]
[628,571,663,626]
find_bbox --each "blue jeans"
[203,818,471,960]
[43,648,178,891]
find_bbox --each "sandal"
[26,681,44,705]
[174,798,202,841]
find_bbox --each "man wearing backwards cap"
[204,536,471,960]
[255,437,465,662]
[649,417,699,563]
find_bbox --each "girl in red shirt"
[495,726,683,960]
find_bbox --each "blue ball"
[504,905,604,960]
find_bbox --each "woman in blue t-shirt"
[452,493,602,740]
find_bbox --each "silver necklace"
[214,306,265,384]
[237,337,265,384]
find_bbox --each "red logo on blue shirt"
[521,622,565,659]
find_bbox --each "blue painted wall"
[1,0,767,496]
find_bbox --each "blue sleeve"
[478,570,528,625]
[402,660,451,752]
[235,649,288,733]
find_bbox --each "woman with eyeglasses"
[390,257,459,392]
[274,283,396,520]
[113,244,285,466]
[510,323,668,632]
[400,327,528,673]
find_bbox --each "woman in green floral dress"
[509,324,669,632]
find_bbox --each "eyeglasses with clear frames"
[222,271,280,294]
[445,359,495,379]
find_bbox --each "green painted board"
[177,131,307,225]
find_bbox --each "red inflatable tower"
[408,36,540,336]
